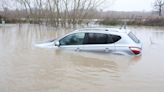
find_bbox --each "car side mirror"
[55,41,60,47]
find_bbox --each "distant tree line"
[99,0,164,26]
[0,0,164,27]
[153,0,164,16]
[0,0,105,27]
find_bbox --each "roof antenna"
[120,21,127,29]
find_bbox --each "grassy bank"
[1,16,164,27]
[99,17,164,26]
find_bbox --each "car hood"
[35,39,57,48]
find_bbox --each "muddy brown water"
[0,24,164,92]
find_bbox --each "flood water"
[0,24,164,92]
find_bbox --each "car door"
[58,32,85,51]
[80,33,115,53]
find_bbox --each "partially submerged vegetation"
[140,17,164,26]
[2,11,164,27]
[0,0,104,27]
[99,16,164,26]
[0,0,164,27]
[99,18,121,26]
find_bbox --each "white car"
[36,28,142,55]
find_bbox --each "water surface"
[0,24,164,92]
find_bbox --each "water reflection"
[53,49,141,80]
[0,24,164,92]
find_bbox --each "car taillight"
[129,47,141,55]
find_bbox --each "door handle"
[105,48,109,52]
[75,48,80,51]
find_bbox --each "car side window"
[84,33,108,44]
[83,33,121,44]
[59,33,85,45]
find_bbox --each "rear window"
[128,32,140,43]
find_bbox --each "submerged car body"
[36,28,142,55]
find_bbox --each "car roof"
[73,28,130,34]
